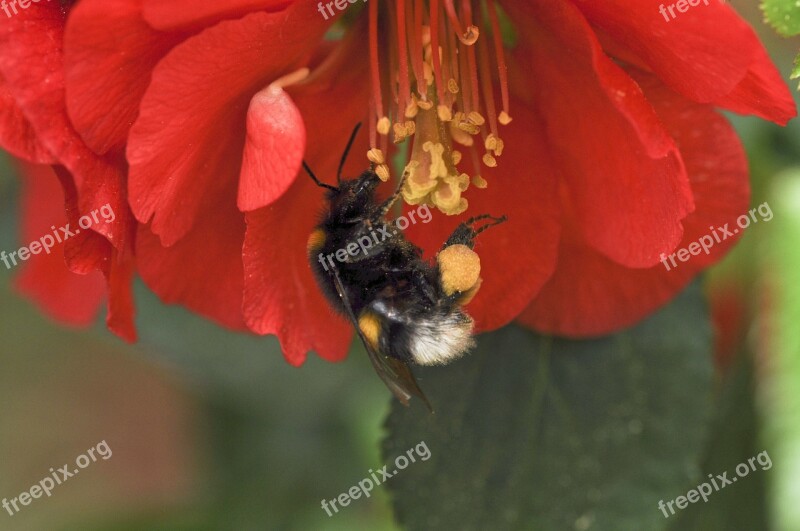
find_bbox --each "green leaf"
[791,52,800,90]
[668,352,770,530]
[761,0,800,37]
[383,281,714,531]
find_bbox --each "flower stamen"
[367,0,513,214]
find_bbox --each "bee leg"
[442,214,507,250]
[374,165,411,219]
[411,268,438,303]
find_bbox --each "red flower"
[0,0,794,364]
[0,4,137,340]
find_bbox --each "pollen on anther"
[375,164,391,181]
[447,79,460,94]
[467,111,485,126]
[498,111,512,125]
[473,174,488,188]
[377,116,391,135]
[405,98,419,118]
[367,148,385,165]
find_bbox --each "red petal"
[715,45,797,126]
[54,166,138,342]
[243,180,353,366]
[0,4,129,247]
[0,75,54,163]
[238,85,306,212]
[64,0,184,155]
[571,0,760,103]
[241,35,371,365]
[13,161,106,326]
[142,0,291,32]
[136,187,247,331]
[519,73,750,336]
[506,0,693,268]
[404,97,561,332]
[127,5,330,246]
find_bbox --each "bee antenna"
[302,160,339,192]
[337,122,362,184]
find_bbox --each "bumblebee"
[305,124,506,410]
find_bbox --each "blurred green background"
[1,2,800,530]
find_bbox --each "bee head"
[326,169,382,223]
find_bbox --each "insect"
[305,124,506,411]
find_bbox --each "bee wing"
[330,267,433,412]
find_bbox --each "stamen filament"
[462,0,481,113]
[396,0,411,117]
[411,0,428,100]
[476,16,498,138]
[486,0,510,120]
[360,0,515,213]
[369,0,385,144]
[429,0,447,111]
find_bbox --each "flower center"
[366,0,512,215]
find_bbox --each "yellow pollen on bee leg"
[458,277,483,306]
[438,244,481,296]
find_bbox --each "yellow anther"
[493,137,505,156]
[416,97,433,110]
[457,121,480,135]
[367,148,385,165]
[405,98,419,118]
[498,111,513,125]
[482,153,497,167]
[449,122,474,146]
[393,122,409,143]
[375,164,391,181]
[377,116,391,135]
[467,111,485,126]
[459,25,480,46]
[447,79,460,94]
[437,105,453,122]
